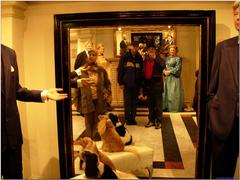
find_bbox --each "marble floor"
[72,108,197,178]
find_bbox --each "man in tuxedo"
[120,34,128,56]
[207,1,239,178]
[73,40,93,112]
[74,40,93,70]
[1,44,68,179]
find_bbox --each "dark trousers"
[211,117,239,179]
[123,88,138,123]
[147,87,163,124]
[83,111,101,141]
[2,144,23,179]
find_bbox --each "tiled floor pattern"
[72,108,197,178]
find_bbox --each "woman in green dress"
[163,45,184,112]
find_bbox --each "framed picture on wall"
[131,29,176,57]
[131,32,162,48]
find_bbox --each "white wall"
[1,1,237,179]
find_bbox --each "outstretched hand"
[46,88,68,101]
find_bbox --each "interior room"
[1,1,238,179]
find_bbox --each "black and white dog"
[108,113,132,145]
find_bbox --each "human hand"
[80,78,93,86]
[78,66,87,72]
[103,92,108,100]
[46,88,68,101]
[163,70,171,76]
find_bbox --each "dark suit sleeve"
[120,41,125,49]
[71,79,78,88]
[117,55,125,85]
[11,49,42,102]
[74,52,87,70]
[16,86,42,102]
[4,47,42,102]
[208,43,222,99]
[70,71,78,79]
[103,68,111,96]
[74,54,81,70]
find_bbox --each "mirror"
[54,11,215,179]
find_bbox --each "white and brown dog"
[78,137,137,179]
[108,113,133,145]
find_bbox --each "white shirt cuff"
[77,79,83,88]
[41,90,49,102]
[75,68,82,76]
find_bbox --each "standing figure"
[162,45,184,112]
[96,43,113,110]
[1,44,68,179]
[74,50,111,141]
[140,43,165,129]
[74,40,93,70]
[73,40,93,113]
[96,43,109,70]
[120,34,128,56]
[117,41,143,125]
[208,1,239,178]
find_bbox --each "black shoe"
[92,133,101,141]
[126,120,137,125]
[155,122,162,129]
[145,121,154,128]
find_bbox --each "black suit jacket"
[1,44,43,150]
[74,50,88,70]
[70,71,78,88]
[143,56,165,93]
[120,40,127,50]
[207,36,239,141]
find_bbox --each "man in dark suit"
[120,34,128,56]
[74,40,93,70]
[1,44,68,179]
[117,41,143,125]
[207,2,239,178]
[73,40,93,112]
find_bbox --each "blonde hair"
[84,40,93,48]
[233,1,239,11]
[97,43,104,50]
[168,44,178,52]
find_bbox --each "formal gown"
[162,56,184,112]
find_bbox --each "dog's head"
[108,113,119,126]
[79,137,101,178]
[98,115,114,136]
[108,113,126,137]
[81,150,100,178]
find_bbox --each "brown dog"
[98,115,124,152]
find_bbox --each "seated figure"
[108,113,133,145]
[78,137,137,179]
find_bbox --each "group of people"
[2,1,238,178]
[118,39,184,129]
[70,38,184,142]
